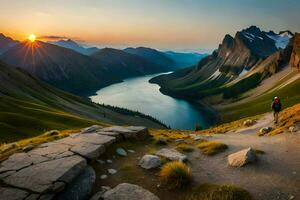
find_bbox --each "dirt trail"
[189,113,300,200]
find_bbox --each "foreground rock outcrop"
[0,126,149,200]
[101,183,160,200]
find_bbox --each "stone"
[126,126,149,138]
[97,131,122,141]
[0,153,34,173]
[0,171,16,179]
[228,147,257,167]
[29,143,72,160]
[100,126,137,139]
[175,139,185,143]
[289,126,298,133]
[90,186,111,200]
[97,159,105,164]
[70,143,105,160]
[116,148,127,156]
[139,155,162,169]
[106,160,113,164]
[25,194,40,200]
[102,183,159,200]
[81,125,103,133]
[57,133,116,147]
[50,181,65,193]
[156,148,187,161]
[100,174,108,179]
[0,187,29,200]
[3,155,87,193]
[259,127,272,135]
[108,169,117,174]
[56,166,96,200]
[128,150,135,153]
[243,119,255,127]
[22,144,34,152]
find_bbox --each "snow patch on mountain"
[267,32,293,49]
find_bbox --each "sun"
[28,34,36,42]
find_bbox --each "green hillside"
[0,61,165,143]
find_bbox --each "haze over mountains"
[0,34,206,95]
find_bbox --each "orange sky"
[1,0,299,52]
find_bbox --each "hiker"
[271,96,282,124]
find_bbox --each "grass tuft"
[160,161,192,188]
[185,183,252,200]
[197,141,228,155]
[176,143,194,152]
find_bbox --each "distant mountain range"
[0,34,19,55]
[151,26,300,120]
[51,39,99,55]
[0,34,205,95]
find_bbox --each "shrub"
[195,124,202,131]
[154,136,168,145]
[197,141,228,155]
[160,161,192,188]
[185,183,252,200]
[176,143,194,152]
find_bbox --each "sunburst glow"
[28,34,36,42]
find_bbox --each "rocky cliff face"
[290,33,300,70]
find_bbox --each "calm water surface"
[90,73,215,130]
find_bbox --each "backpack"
[273,99,281,110]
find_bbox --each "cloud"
[38,35,85,43]
[38,35,68,40]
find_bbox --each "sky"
[0,0,299,52]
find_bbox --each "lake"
[90,73,216,130]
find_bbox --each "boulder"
[97,131,122,141]
[243,119,255,127]
[116,148,127,156]
[155,148,187,161]
[0,187,29,200]
[259,127,272,135]
[81,125,103,133]
[56,166,96,200]
[289,126,298,133]
[3,155,87,193]
[228,148,257,167]
[102,183,159,200]
[100,174,108,179]
[22,144,34,152]
[108,169,117,175]
[139,155,162,169]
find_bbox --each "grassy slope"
[0,61,165,143]
[220,77,300,121]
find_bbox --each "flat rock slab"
[29,143,73,160]
[70,144,105,160]
[0,153,49,173]
[0,187,29,200]
[56,133,116,147]
[228,147,257,167]
[97,131,122,141]
[3,155,87,193]
[102,183,159,200]
[100,126,148,139]
[156,148,187,161]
